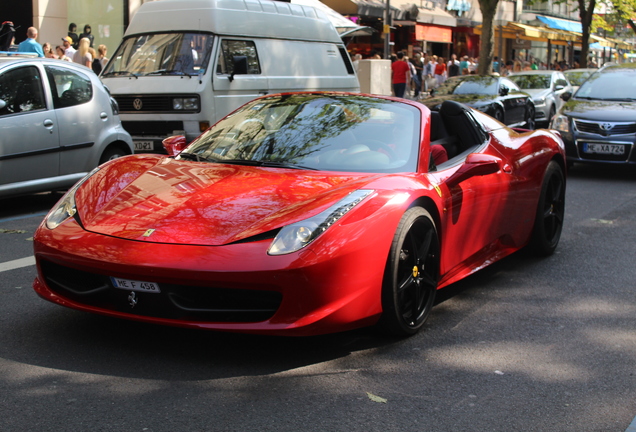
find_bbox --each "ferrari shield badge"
[128,291,138,308]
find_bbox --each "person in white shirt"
[61,36,76,58]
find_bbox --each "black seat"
[439,100,485,154]
[430,110,458,159]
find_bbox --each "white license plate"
[111,277,160,293]
[583,143,625,155]
[134,140,154,151]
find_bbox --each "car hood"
[422,93,497,109]
[75,155,381,246]
[561,98,636,122]
[522,88,550,99]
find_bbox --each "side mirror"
[499,86,509,96]
[554,84,565,91]
[162,135,187,157]
[446,153,503,187]
[560,92,572,102]
[229,55,248,82]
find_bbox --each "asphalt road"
[1,164,635,432]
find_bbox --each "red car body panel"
[32,93,566,336]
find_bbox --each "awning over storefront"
[416,6,457,27]
[291,0,375,35]
[536,15,582,33]
[320,0,400,19]
[475,22,578,43]
[389,0,457,27]
[416,24,453,43]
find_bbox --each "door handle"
[100,112,108,120]
[43,119,54,128]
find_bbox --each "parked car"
[563,68,596,93]
[0,55,133,198]
[551,63,636,165]
[423,75,535,129]
[508,70,573,126]
[33,93,566,337]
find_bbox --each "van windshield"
[102,33,214,77]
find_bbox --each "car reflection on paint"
[422,75,536,129]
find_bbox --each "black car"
[422,75,535,129]
[551,63,636,165]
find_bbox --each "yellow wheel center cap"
[412,266,419,278]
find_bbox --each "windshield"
[180,94,421,173]
[576,68,636,100]
[102,33,214,77]
[435,77,499,96]
[564,70,593,86]
[508,74,551,89]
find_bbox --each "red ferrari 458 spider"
[33,93,566,336]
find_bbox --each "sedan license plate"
[583,143,625,155]
[111,277,160,293]
[134,140,154,151]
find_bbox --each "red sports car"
[33,93,566,336]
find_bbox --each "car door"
[0,64,60,188]
[44,64,102,175]
[212,38,269,124]
[500,78,527,124]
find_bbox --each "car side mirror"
[560,92,572,102]
[446,153,503,187]
[554,84,565,91]
[229,55,248,82]
[499,86,509,96]
[162,135,187,157]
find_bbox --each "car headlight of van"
[534,96,546,106]
[551,115,569,133]
[45,167,101,230]
[268,190,373,255]
[173,97,199,111]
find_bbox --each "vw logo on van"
[133,98,143,111]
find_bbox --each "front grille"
[575,120,636,136]
[114,95,199,113]
[40,259,282,323]
[121,121,184,136]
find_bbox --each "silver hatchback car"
[0,55,133,198]
[508,70,573,127]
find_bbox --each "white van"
[101,0,360,153]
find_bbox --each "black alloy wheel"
[379,207,439,336]
[529,161,565,256]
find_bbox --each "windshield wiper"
[102,71,139,79]
[144,69,192,78]
[257,161,318,170]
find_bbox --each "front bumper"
[32,218,389,336]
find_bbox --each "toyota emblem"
[600,122,614,131]
[133,98,143,110]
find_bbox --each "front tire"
[529,161,565,256]
[525,105,536,130]
[378,207,439,336]
[99,145,128,165]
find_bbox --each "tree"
[476,0,501,75]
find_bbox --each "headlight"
[45,167,100,230]
[173,97,199,110]
[268,190,373,255]
[551,115,569,133]
[534,97,546,106]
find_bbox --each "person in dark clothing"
[79,24,94,47]
[68,23,79,49]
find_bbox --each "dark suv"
[550,63,636,165]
